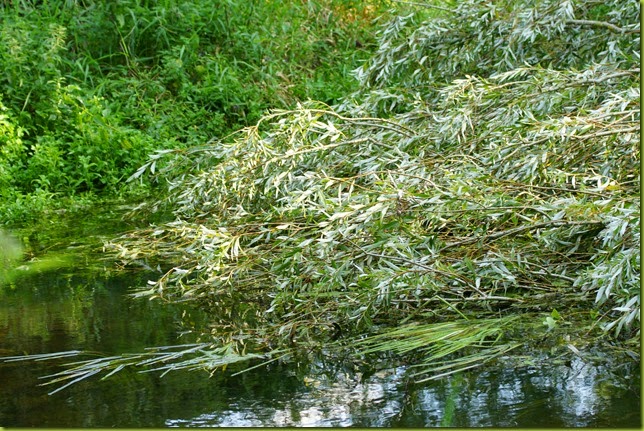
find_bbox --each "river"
[0,206,640,427]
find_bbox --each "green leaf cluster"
[103,0,639,378]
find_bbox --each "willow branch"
[440,219,603,252]
[567,19,640,34]
[390,0,457,13]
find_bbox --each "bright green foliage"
[0,0,389,223]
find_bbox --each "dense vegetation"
[1,0,640,390]
[0,0,388,223]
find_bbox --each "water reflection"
[0,229,24,285]
[166,367,407,427]
[0,235,640,427]
[164,358,639,427]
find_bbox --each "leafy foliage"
[0,0,389,223]
[356,0,639,91]
[3,0,639,388]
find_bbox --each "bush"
[0,0,390,224]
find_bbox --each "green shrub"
[0,0,390,224]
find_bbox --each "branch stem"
[566,19,640,34]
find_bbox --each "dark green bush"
[0,0,389,224]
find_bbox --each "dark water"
[0,213,641,427]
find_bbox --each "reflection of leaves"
[0,230,23,269]
[0,253,73,287]
[441,373,463,427]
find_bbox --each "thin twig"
[392,295,524,304]
[582,69,640,84]
[503,182,609,197]
[265,137,369,164]
[566,19,640,34]
[570,126,640,141]
[390,0,457,13]
[266,108,416,138]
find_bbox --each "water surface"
[0,210,640,427]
